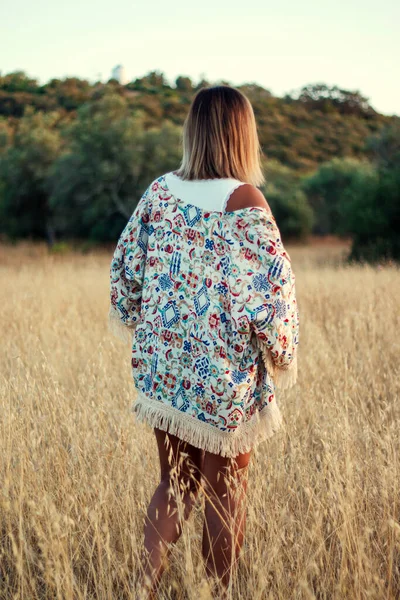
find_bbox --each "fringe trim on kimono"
[131,390,284,458]
[108,307,137,345]
[259,344,298,391]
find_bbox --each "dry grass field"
[0,241,399,599]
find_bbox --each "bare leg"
[137,429,204,599]
[201,450,252,597]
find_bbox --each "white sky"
[1,0,399,116]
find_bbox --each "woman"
[109,85,299,598]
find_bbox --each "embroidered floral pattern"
[109,174,299,448]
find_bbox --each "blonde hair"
[175,85,265,186]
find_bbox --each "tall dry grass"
[0,241,399,599]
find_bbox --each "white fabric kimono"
[109,174,299,457]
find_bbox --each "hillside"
[0,70,397,173]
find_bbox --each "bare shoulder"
[225,183,270,212]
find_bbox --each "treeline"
[0,70,395,171]
[0,70,399,262]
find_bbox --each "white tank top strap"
[220,180,248,212]
[164,171,247,213]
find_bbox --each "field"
[0,241,399,599]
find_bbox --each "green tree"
[41,77,92,111]
[340,126,400,262]
[261,160,314,239]
[49,92,182,241]
[301,126,400,262]
[175,76,193,92]
[0,108,62,242]
[366,121,400,169]
[301,157,375,235]
[0,117,11,153]
[129,70,170,93]
[337,166,399,263]
[294,83,375,117]
[0,71,39,94]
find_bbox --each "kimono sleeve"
[248,209,299,390]
[108,187,151,344]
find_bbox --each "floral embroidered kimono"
[109,174,299,457]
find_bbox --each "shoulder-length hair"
[174,85,265,186]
